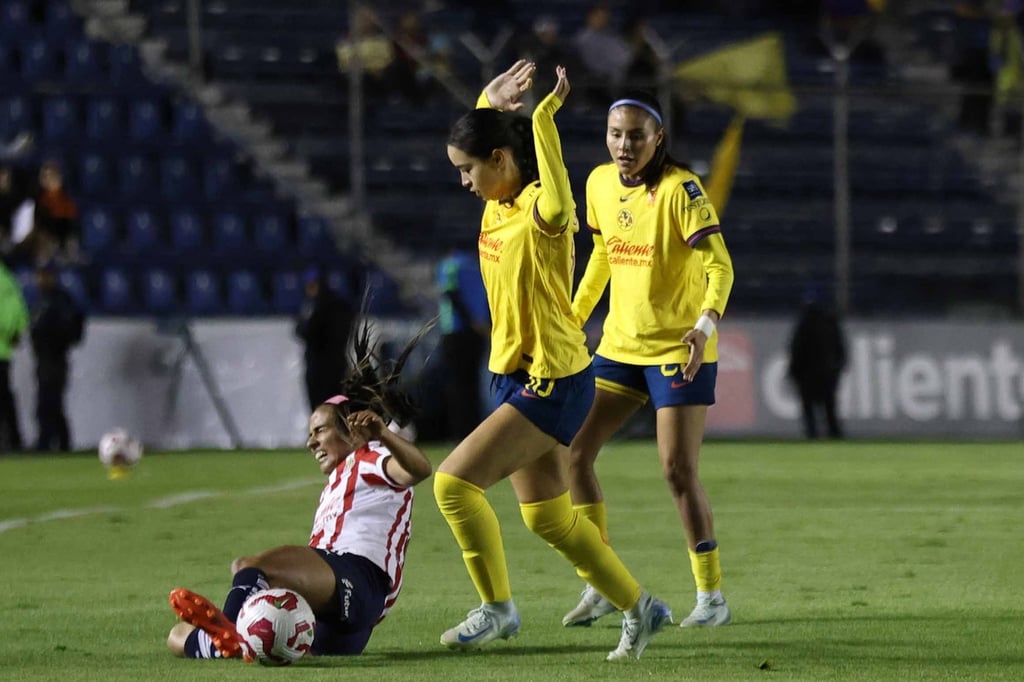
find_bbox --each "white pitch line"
[0,478,322,535]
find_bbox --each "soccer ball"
[98,428,143,470]
[236,588,316,666]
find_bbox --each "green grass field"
[1,440,1022,681]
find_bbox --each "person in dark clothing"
[787,289,847,439]
[295,267,357,412]
[30,262,84,452]
[436,248,490,441]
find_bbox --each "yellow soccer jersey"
[572,164,734,365]
[475,91,591,379]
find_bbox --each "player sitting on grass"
[166,322,433,659]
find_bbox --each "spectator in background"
[30,262,84,452]
[951,0,998,135]
[295,267,357,412]
[388,10,429,104]
[787,286,847,440]
[574,2,633,104]
[0,259,28,452]
[436,246,490,441]
[335,5,395,99]
[34,160,80,262]
[520,15,586,105]
[623,17,661,89]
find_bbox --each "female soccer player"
[562,91,735,629]
[435,60,671,662]
[166,323,433,659]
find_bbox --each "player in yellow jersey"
[564,91,735,629]
[435,61,671,661]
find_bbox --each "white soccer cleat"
[440,604,521,650]
[562,584,618,627]
[680,596,731,627]
[606,593,673,661]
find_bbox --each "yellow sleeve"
[531,92,573,231]
[695,232,734,318]
[475,91,492,109]
[571,230,610,326]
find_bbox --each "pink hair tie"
[324,394,349,405]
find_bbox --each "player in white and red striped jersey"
[166,322,433,661]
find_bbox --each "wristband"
[694,314,716,339]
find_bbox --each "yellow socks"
[521,492,640,610]
[688,543,722,593]
[572,501,609,545]
[433,471,511,603]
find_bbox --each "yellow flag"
[674,32,796,120]
[705,113,745,217]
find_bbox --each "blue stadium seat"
[227,270,265,314]
[212,210,249,252]
[172,101,206,143]
[118,154,157,197]
[20,37,57,80]
[271,271,303,313]
[109,43,143,86]
[81,207,117,255]
[253,212,289,254]
[78,153,111,197]
[185,270,223,314]
[160,155,200,200]
[170,209,205,252]
[203,157,237,200]
[297,215,335,258]
[101,268,133,313]
[143,269,178,314]
[125,208,162,255]
[46,2,80,41]
[129,98,164,142]
[66,40,104,84]
[85,96,121,140]
[58,269,90,310]
[0,1,29,38]
[326,269,357,300]
[0,96,30,138]
[42,96,80,141]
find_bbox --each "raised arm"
[478,59,536,110]
[346,410,432,487]
[532,66,573,234]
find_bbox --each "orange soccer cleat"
[169,588,243,659]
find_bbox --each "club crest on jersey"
[683,180,702,199]
[616,209,634,231]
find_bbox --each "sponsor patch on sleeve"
[682,180,703,199]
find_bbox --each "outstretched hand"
[483,59,536,111]
[551,65,570,102]
[346,409,386,442]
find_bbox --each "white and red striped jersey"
[309,441,414,618]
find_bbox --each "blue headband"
[608,98,663,126]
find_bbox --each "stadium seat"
[297,215,335,258]
[66,40,104,84]
[185,270,223,314]
[78,153,111,197]
[253,212,289,254]
[42,96,81,141]
[81,207,117,255]
[101,268,133,313]
[326,269,357,301]
[46,2,80,41]
[171,101,206,142]
[170,209,205,253]
[118,154,157,197]
[129,98,164,142]
[271,271,303,313]
[0,96,30,138]
[143,269,178,314]
[58,269,90,310]
[109,43,143,86]
[0,1,29,38]
[160,155,200,200]
[20,37,57,80]
[125,209,162,255]
[85,96,121,140]
[211,210,249,252]
[203,157,237,200]
[227,270,265,314]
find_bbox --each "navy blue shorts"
[592,355,717,409]
[310,550,391,656]
[493,365,595,445]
